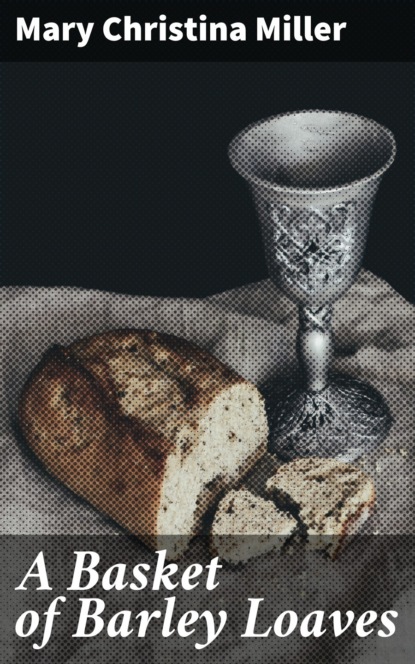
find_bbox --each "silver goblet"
[229,110,396,461]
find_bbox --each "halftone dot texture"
[1,269,415,663]
[1,113,414,663]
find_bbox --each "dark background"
[2,61,413,300]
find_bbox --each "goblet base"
[264,374,392,462]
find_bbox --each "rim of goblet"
[228,109,397,195]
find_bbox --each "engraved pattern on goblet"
[270,202,355,294]
[269,374,392,461]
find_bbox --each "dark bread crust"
[19,329,249,548]
[19,345,168,548]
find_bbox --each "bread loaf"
[19,329,268,558]
[266,457,376,559]
[211,488,297,564]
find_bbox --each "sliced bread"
[211,488,297,564]
[266,457,376,559]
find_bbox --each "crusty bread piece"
[211,488,297,564]
[266,457,376,559]
[19,329,268,559]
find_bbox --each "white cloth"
[1,269,414,536]
[1,270,414,664]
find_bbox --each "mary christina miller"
[16,15,348,48]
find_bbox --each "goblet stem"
[267,303,391,460]
[298,305,333,393]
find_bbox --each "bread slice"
[266,457,376,559]
[211,488,297,564]
[19,329,268,559]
